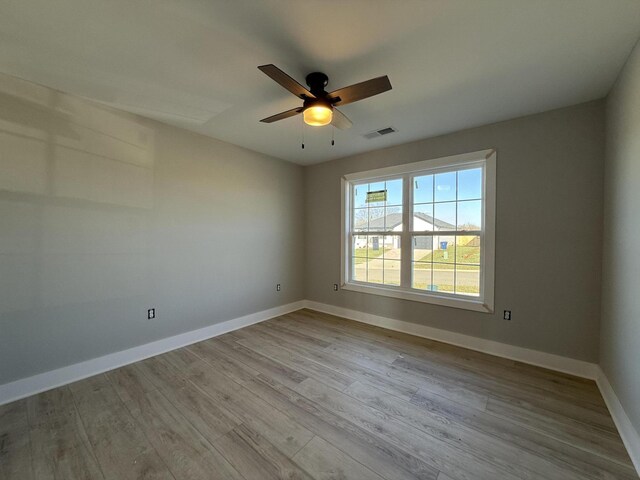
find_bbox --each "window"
[341,150,495,312]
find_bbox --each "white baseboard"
[595,367,640,475]
[303,300,598,379]
[0,300,305,406]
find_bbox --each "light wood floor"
[1,309,636,480]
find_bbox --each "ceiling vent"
[363,127,397,139]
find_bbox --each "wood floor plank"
[267,314,396,361]
[322,341,399,371]
[107,364,157,405]
[157,348,203,372]
[134,354,195,394]
[187,340,260,385]
[274,313,406,365]
[1,399,29,434]
[124,388,244,480]
[0,400,34,480]
[437,473,457,480]
[410,388,638,480]
[234,329,355,391]
[413,342,606,408]
[207,335,309,388]
[0,425,34,480]
[382,364,490,410]
[68,375,175,480]
[108,357,242,448]
[260,317,333,349]
[293,309,605,405]
[186,361,315,458]
[345,381,583,480]
[251,322,420,401]
[4,309,636,480]
[27,388,104,480]
[293,435,387,480]
[391,347,612,417]
[213,423,314,480]
[486,396,632,466]
[393,354,616,432]
[273,316,490,409]
[295,378,522,480]
[303,309,607,407]
[158,382,242,444]
[244,374,439,480]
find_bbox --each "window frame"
[340,149,496,313]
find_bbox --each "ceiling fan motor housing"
[305,72,329,96]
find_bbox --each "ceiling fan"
[258,64,392,129]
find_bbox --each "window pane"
[384,206,403,231]
[353,259,367,282]
[412,235,433,261]
[368,208,386,231]
[353,235,368,258]
[458,167,482,201]
[457,200,482,230]
[413,175,433,204]
[353,208,368,231]
[413,203,434,231]
[435,171,456,202]
[412,262,433,290]
[383,235,401,261]
[353,184,368,208]
[432,264,455,292]
[456,264,480,296]
[433,203,456,230]
[431,235,455,263]
[367,258,384,284]
[365,235,386,259]
[456,235,481,264]
[383,259,401,286]
[385,178,403,206]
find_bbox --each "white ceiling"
[1,0,639,165]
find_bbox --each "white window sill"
[342,282,494,313]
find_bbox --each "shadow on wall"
[0,74,155,315]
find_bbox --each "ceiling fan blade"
[331,108,352,130]
[260,107,303,123]
[258,64,315,99]
[328,75,392,106]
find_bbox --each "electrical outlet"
[503,310,511,321]
[148,308,155,320]
[276,284,281,292]
[333,284,339,291]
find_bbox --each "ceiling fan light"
[303,105,333,126]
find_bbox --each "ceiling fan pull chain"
[301,116,305,149]
[331,125,335,146]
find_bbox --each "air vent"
[363,127,397,139]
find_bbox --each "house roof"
[355,212,455,231]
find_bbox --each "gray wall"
[0,74,305,385]
[305,101,605,362]
[601,40,640,431]
[0,69,614,388]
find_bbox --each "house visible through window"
[341,150,496,312]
